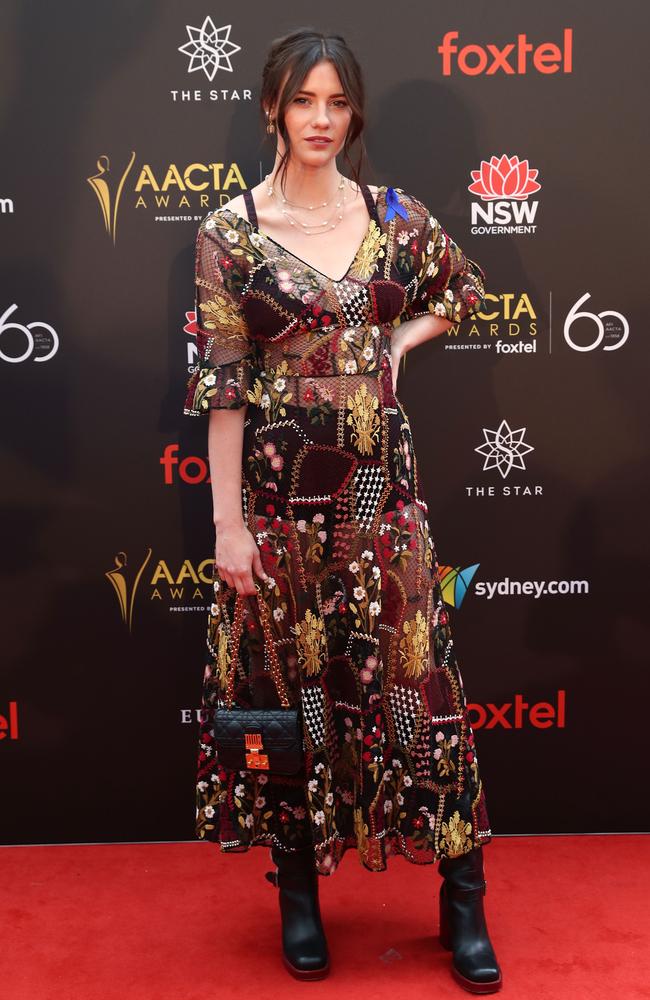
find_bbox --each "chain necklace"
[265,172,348,235]
[265,171,344,210]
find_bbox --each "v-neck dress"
[184,182,492,875]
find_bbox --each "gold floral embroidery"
[247,359,293,422]
[293,608,327,676]
[199,294,247,338]
[216,623,231,691]
[336,326,379,374]
[346,383,380,456]
[355,220,387,280]
[353,805,370,862]
[399,609,429,679]
[439,810,473,856]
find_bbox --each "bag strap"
[225,587,291,709]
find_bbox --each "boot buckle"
[245,732,270,769]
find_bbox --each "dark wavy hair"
[259,27,367,193]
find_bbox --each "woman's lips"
[305,137,332,144]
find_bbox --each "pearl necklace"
[265,172,348,235]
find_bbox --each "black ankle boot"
[438,846,502,993]
[264,843,330,980]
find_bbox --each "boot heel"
[438,880,453,950]
[438,847,502,993]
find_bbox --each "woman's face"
[272,60,353,164]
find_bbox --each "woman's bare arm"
[208,407,267,597]
[390,314,454,391]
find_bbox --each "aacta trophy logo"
[105,548,152,631]
[87,152,136,245]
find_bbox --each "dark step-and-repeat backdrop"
[1,3,648,844]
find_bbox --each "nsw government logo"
[468,154,541,235]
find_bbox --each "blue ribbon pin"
[384,186,409,222]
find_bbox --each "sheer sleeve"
[183,212,257,415]
[398,194,487,325]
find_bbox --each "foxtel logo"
[0,701,19,740]
[438,29,573,76]
[467,690,566,729]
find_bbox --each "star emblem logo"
[474,419,534,478]
[178,18,241,81]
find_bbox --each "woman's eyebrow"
[295,89,347,98]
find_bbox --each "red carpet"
[1,834,648,999]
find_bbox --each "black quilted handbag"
[212,704,304,776]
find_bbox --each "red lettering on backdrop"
[466,691,566,729]
[437,29,573,76]
[160,443,211,484]
[0,701,19,740]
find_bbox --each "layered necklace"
[264,171,348,236]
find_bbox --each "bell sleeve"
[183,213,257,415]
[399,195,487,325]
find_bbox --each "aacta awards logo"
[468,154,541,234]
[442,292,539,354]
[87,153,246,241]
[86,152,246,245]
[87,153,137,245]
[105,549,153,631]
[437,28,573,76]
[105,549,216,630]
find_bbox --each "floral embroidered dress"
[185,182,492,875]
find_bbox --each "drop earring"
[266,113,276,135]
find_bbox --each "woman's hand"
[214,521,267,597]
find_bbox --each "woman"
[185,28,502,993]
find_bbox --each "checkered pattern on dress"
[388,684,421,747]
[301,684,326,749]
[354,464,385,530]
[335,280,370,327]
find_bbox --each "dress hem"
[197,827,493,877]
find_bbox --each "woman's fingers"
[252,549,267,581]
[215,532,266,596]
[234,569,257,597]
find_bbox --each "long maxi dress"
[184,182,492,876]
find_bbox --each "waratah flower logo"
[468,155,541,201]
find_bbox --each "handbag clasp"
[244,731,269,770]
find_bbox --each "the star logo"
[178,18,241,81]
[474,419,534,478]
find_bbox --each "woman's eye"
[293,97,348,107]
